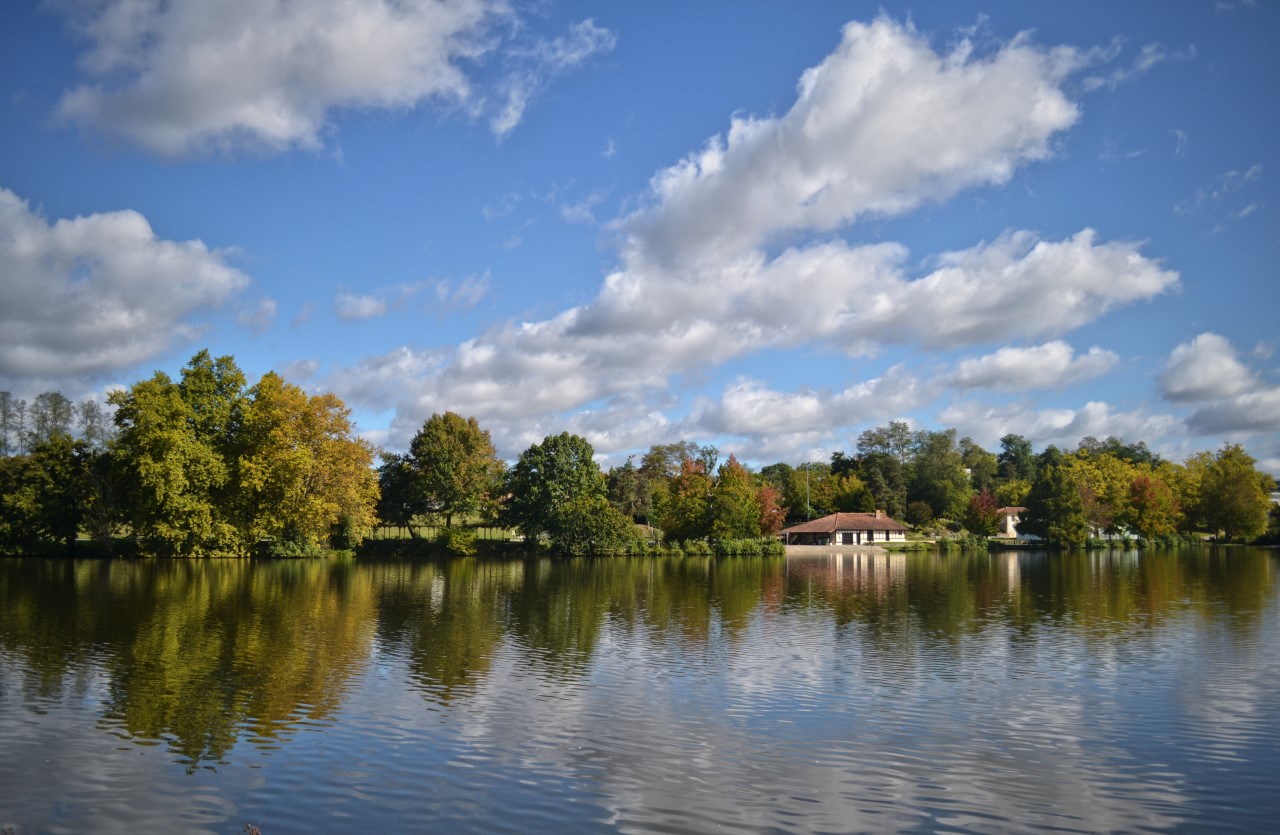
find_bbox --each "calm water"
[1,550,1278,834]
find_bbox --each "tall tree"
[27,391,76,447]
[408,412,503,527]
[711,455,760,541]
[908,429,971,520]
[1199,444,1271,542]
[607,456,655,525]
[997,434,1037,483]
[77,399,113,449]
[1124,473,1178,540]
[238,372,378,549]
[502,432,606,544]
[1020,448,1087,548]
[855,453,907,520]
[857,421,913,463]
[110,371,232,556]
[960,437,998,493]
[1,392,22,455]
[376,452,426,532]
[655,457,714,543]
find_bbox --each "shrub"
[436,527,478,556]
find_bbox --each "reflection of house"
[781,511,907,545]
[997,506,1026,538]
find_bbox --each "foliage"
[908,429,971,520]
[238,372,377,551]
[855,452,908,520]
[408,412,503,527]
[502,432,606,544]
[1198,444,1271,542]
[376,452,425,530]
[963,488,1001,537]
[711,455,760,541]
[607,456,655,524]
[995,479,1031,508]
[960,437,998,493]
[547,494,641,555]
[435,526,479,556]
[655,457,713,542]
[997,434,1037,483]
[905,500,934,526]
[757,483,786,537]
[1124,474,1178,541]
[857,420,913,462]
[1021,449,1087,548]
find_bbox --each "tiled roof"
[781,512,908,534]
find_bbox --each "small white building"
[997,506,1026,539]
[781,511,908,545]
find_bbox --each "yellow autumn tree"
[239,372,378,550]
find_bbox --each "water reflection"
[0,559,374,770]
[0,550,1277,832]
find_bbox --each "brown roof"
[781,512,908,534]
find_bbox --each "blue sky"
[1,1,1277,473]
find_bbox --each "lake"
[1,550,1277,833]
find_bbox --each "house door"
[841,532,853,545]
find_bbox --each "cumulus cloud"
[622,16,1082,269]
[1158,333,1259,403]
[0,186,250,382]
[937,399,1183,453]
[53,0,604,154]
[319,18,1176,459]
[945,341,1118,391]
[1186,389,1280,435]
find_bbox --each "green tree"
[711,455,760,540]
[607,456,655,525]
[655,456,714,543]
[857,420,913,463]
[997,434,1036,483]
[408,412,503,527]
[855,452,907,519]
[1199,444,1271,542]
[376,452,426,532]
[27,391,75,447]
[1020,448,1087,548]
[502,432,606,544]
[547,494,639,556]
[908,429,971,520]
[960,437,998,493]
[110,371,233,556]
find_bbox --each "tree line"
[1,351,377,556]
[3,352,1276,556]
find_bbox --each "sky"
[1,0,1277,474]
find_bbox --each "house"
[997,506,1026,538]
[781,510,908,545]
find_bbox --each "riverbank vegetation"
[1,353,1276,557]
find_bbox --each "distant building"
[997,506,1026,539]
[781,511,908,545]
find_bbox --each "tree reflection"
[0,559,374,770]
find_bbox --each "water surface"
[1,550,1277,833]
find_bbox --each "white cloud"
[53,0,531,154]
[489,18,616,138]
[1159,333,1258,403]
[1186,389,1280,435]
[937,399,1182,454]
[0,186,249,382]
[946,342,1118,391]
[318,18,1176,460]
[622,16,1082,269]
[334,293,388,321]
